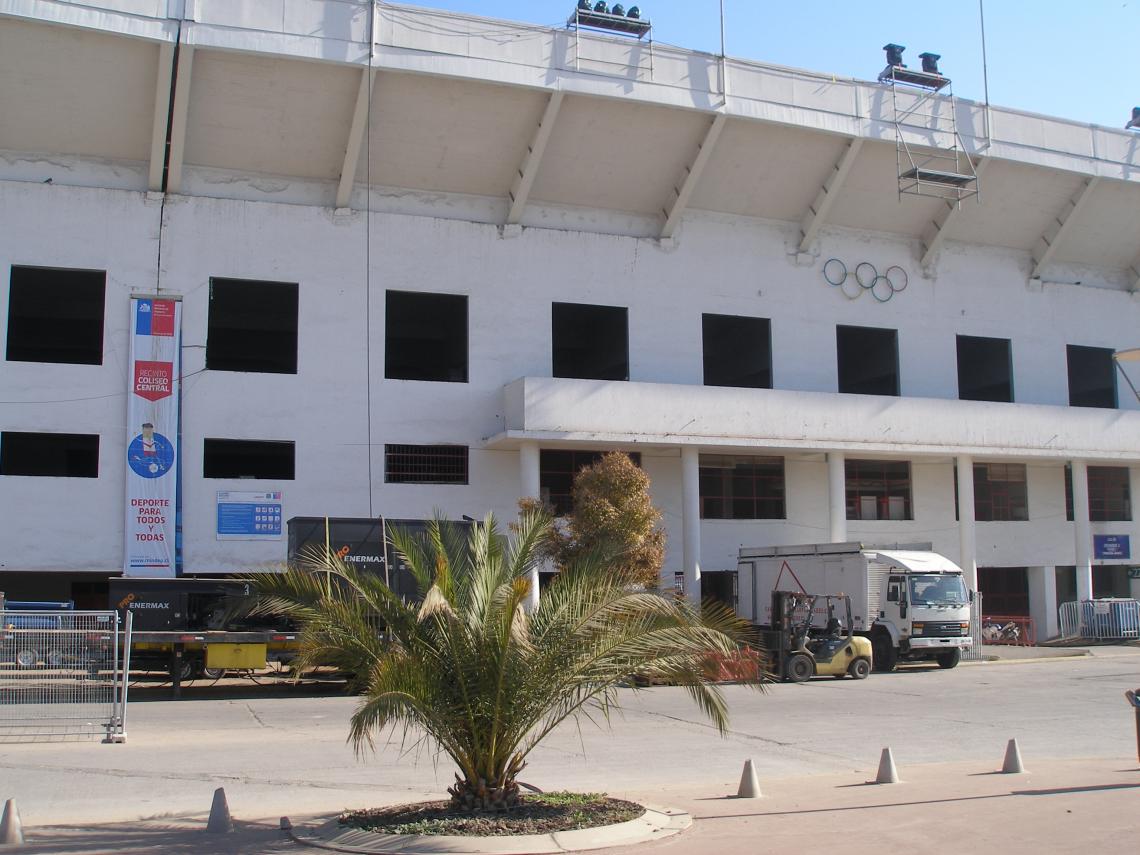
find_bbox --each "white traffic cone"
[0,799,25,846]
[736,758,762,798]
[1001,738,1025,774]
[875,747,900,784]
[206,787,234,833]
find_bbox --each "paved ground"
[2,646,1139,853]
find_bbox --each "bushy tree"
[247,509,753,812]
[539,451,667,588]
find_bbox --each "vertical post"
[1028,566,1058,641]
[1071,460,1094,602]
[681,446,702,605]
[827,452,847,543]
[519,442,541,612]
[956,455,978,591]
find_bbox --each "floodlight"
[628,5,640,17]
[612,3,625,15]
[883,43,906,68]
[919,52,941,74]
[1126,107,1140,131]
[593,1,608,13]
[578,0,591,10]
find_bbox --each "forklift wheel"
[848,658,871,680]
[785,653,813,683]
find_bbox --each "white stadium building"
[1,1,1139,640]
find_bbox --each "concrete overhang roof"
[1,1,1139,284]
[485,377,1140,463]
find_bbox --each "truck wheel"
[872,634,897,673]
[936,648,961,669]
[785,653,813,683]
[848,658,871,680]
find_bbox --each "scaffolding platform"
[900,167,975,187]
[878,65,950,91]
[566,9,652,38]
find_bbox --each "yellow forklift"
[763,590,873,682]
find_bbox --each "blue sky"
[395,1,1140,130]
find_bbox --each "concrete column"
[1027,565,1060,640]
[956,455,978,592]
[681,446,702,605]
[1070,459,1094,602]
[519,442,541,612]
[827,452,847,543]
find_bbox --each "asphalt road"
[2,650,1138,826]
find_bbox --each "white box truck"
[736,542,973,671]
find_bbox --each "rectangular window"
[699,455,785,519]
[6,266,105,365]
[973,463,1028,521]
[1066,344,1116,408]
[957,335,1013,402]
[385,444,468,485]
[385,291,468,383]
[0,431,99,477]
[203,438,295,480]
[702,314,772,389]
[1065,465,1131,522]
[552,302,628,381]
[837,325,899,396]
[206,278,298,374]
[539,449,641,516]
[846,459,911,520]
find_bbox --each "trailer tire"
[785,653,813,683]
[872,632,897,673]
[848,658,871,680]
[936,648,961,669]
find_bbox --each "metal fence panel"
[1059,599,1140,640]
[962,592,985,660]
[0,610,130,742]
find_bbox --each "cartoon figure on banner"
[128,422,174,478]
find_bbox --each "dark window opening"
[0,431,99,477]
[203,438,295,480]
[837,325,899,396]
[957,335,1013,402]
[1066,345,1116,408]
[552,302,628,381]
[1065,465,1131,522]
[699,454,785,519]
[969,463,1028,521]
[846,459,911,520]
[702,314,772,389]
[6,266,105,365]
[539,449,641,516]
[385,291,468,383]
[385,444,468,485]
[206,278,298,374]
[978,566,1029,617]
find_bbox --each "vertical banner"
[124,297,182,576]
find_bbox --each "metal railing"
[0,610,131,742]
[1059,599,1140,641]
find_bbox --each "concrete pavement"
[2,645,1138,853]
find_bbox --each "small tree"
[546,451,666,588]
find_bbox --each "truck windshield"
[909,574,968,606]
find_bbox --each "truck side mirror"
[968,589,975,603]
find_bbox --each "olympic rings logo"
[823,259,909,302]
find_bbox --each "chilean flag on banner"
[125,297,182,577]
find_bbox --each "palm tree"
[247,508,757,812]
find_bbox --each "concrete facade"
[1,1,1139,631]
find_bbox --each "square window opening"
[385,291,468,383]
[206,278,298,374]
[1066,345,1116,408]
[7,266,106,365]
[837,325,899,396]
[956,335,1013,402]
[702,314,772,389]
[552,303,629,381]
